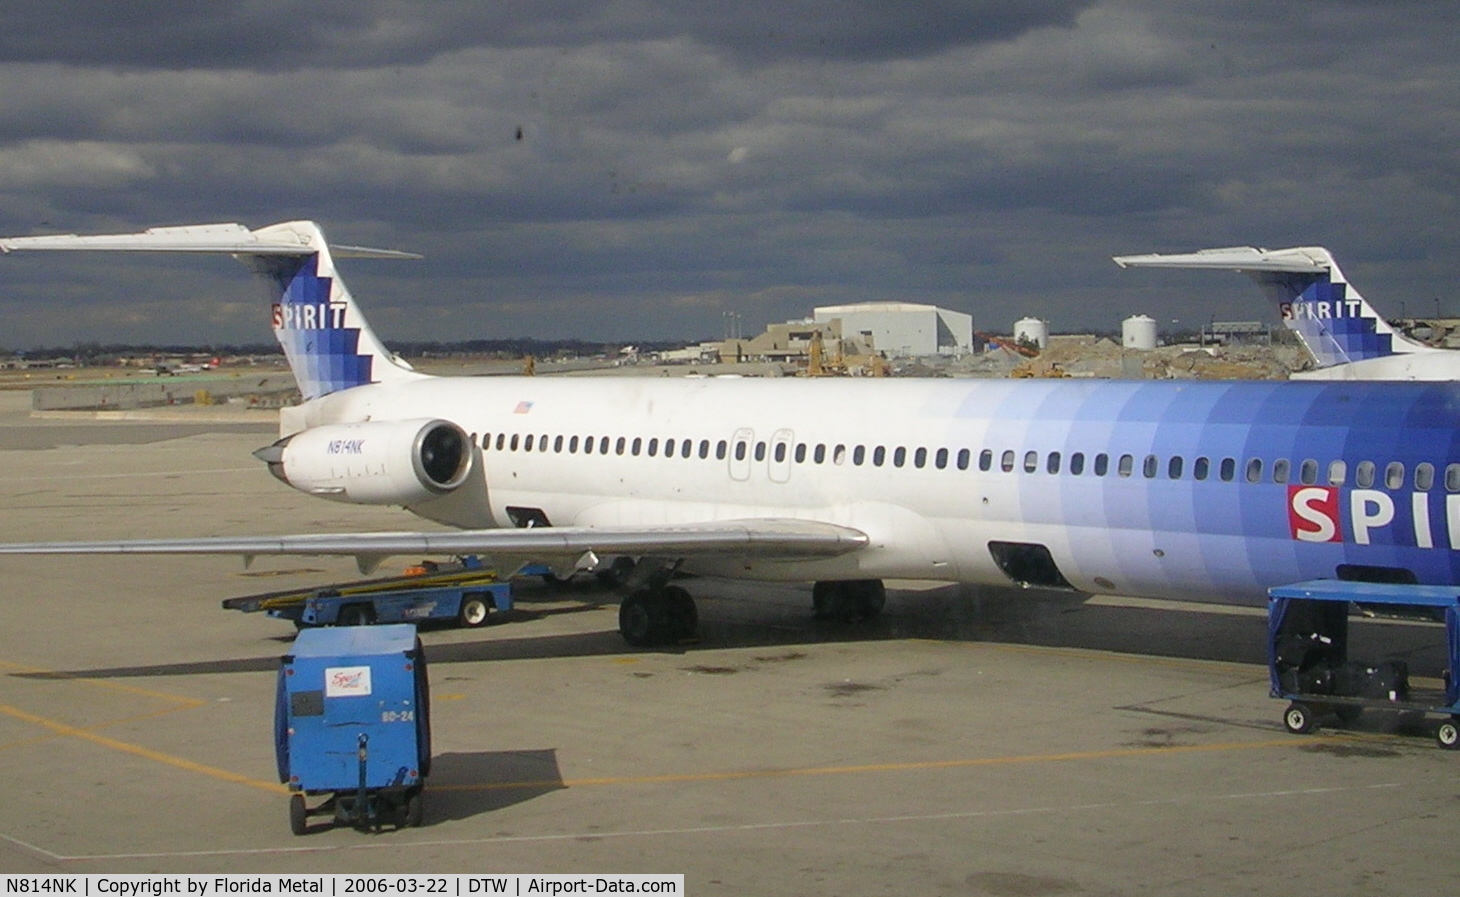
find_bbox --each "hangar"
[813,301,973,357]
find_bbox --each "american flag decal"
[514,401,534,414]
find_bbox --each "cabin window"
[851,445,864,465]
[913,447,926,468]
[496,434,506,451]
[833,444,847,465]
[794,443,807,463]
[567,436,579,453]
[681,439,692,458]
[481,433,491,450]
[754,442,767,462]
[609,436,621,455]
[1142,455,1157,478]
[874,446,887,467]
[553,435,564,453]
[1245,458,1263,483]
[647,438,659,457]
[1219,457,1235,481]
[716,440,727,460]
[979,449,993,472]
[510,434,520,451]
[632,437,643,456]
[935,447,949,470]
[814,444,827,464]
[599,436,609,454]
[1094,453,1109,476]
[956,448,971,470]
[1416,462,1435,491]
[1167,456,1183,479]
[1069,452,1085,475]
[893,447,907,468]
[1299,459,1318,485]
[1117,454,1134,478]
[1385,461,1405,490]
[539,434,549,451]
[1023,451,1038,473]
[1047,452,1061,475]
[1272,459,1290,484]
[734,441,747,461]
[1356,460,1375,488]
[1193,457,1209,480]
[774,442,787,463]
[1328,460,1346,485]
[524,434,535,452]
[1001,450,1016,472]
[1447,463,1460,492]
[699,440,710,459]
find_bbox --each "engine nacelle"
[256,418,474,506]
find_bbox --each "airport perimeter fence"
[32,373,299,411]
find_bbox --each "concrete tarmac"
[0,408,1455,895]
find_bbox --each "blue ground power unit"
[275,623,431,833]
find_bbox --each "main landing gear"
[614,576,888,648]
[618,585,698,648]
[812,579,886,622]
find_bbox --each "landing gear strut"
[812,579,886,622]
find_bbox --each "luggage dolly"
[1268,580,1460,750]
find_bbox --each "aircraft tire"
[663,585,698,641]
[853,580,887,619]
[619,590,669,647]
[811,581,839,620]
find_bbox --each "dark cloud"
[0,0,1457,347]
[0,1,1092,69]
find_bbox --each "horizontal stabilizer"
[1113,246,1332,273]
[0,222,421,259]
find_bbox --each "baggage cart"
[1267,580,1460,749]
[225,556,513,628]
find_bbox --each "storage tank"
[1122,314,1158,350]
[1013,317,1048,350]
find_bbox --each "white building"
[812,302,973,357]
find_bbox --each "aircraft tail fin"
[1113,246,1436,368]
[0,220,426,401]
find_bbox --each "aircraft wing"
[0,518,868,574]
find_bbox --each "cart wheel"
[1283,702,1317,735]
[1334,704,1363,727]
[289,794,308,836]
[404,790,424,827]
[458,595,490,628]
[338,604,374,626]
[1437,719,1460,750]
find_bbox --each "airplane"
[1,220,1459,648]
[1113,246,1460,381]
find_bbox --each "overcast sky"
[0,0,1455,348]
